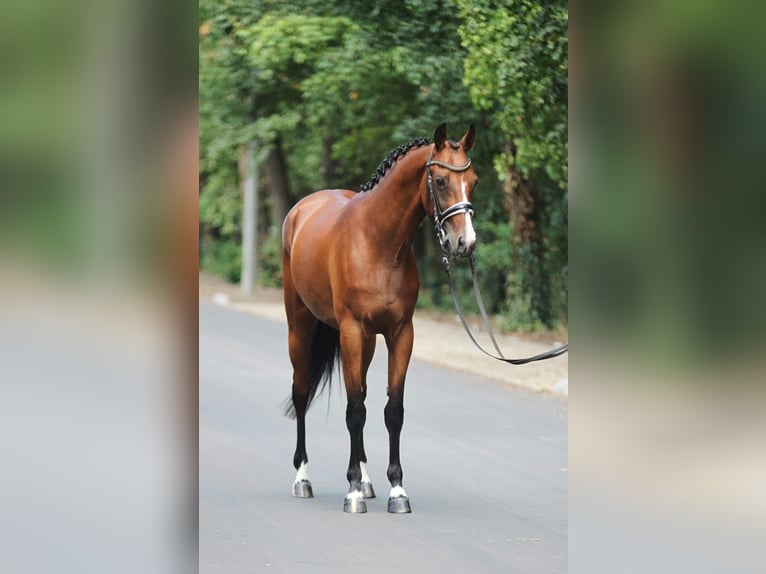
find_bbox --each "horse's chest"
[338,265,417,322]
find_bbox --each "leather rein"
[425,149,569,365]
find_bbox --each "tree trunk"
[264,136,292,227]
[504,141,550,328]
[240,141,259,294]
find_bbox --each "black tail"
[284,321,341,418]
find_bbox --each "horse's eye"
[436,177,445,187]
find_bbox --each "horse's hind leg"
[284,257,317,498]
[288,320,316,498]
[384,320,414,513]
[339,320,376,513]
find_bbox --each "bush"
[200,237,241,283]
[259,232,283,288]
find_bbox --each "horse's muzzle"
[447,236,475,258]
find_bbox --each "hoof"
[360,481,376,499]
[387,495,411,514]
[343,493,367,513]
[291,480,313,498]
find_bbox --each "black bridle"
[426,148,569,366]
[426,148,474,255]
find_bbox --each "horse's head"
[423,123,478,258]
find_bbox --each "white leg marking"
[389,485,408,499]
[345,490,365,501]
[294,462,309,483]
[360,461,371,484]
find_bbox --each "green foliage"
[199,165,241,235]
[258,232,283,288]
[199,0,568,332]
[200,237,241,284]
[457,0,568,329]
[457,0,568,189]
[539,181,568,323]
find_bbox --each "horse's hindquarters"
[283,190,354,327]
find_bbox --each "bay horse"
[282,123,478,513]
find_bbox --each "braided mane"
[359,137,432,193]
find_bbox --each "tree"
[198,0,568,331]
[457,0,568,329]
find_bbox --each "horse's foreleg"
[384,320,414,513]
[339,320,376,513]
[358,332,376,501]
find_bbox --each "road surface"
[200,301,567,573]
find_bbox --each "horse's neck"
[360,147,429,248]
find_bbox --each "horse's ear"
[433,123,448,151]
[460,125,477,152]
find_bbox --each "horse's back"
[282,189,355,255]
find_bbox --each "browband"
[426,158,472,172]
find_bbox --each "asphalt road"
[200,300,568,573]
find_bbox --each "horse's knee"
[345,399,366,433]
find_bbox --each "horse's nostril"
[458,237,466,249]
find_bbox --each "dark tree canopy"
[199,0,568,331]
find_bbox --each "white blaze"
[461,179,476,246]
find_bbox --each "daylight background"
[1,0,764,572]
[199,0,568,335]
